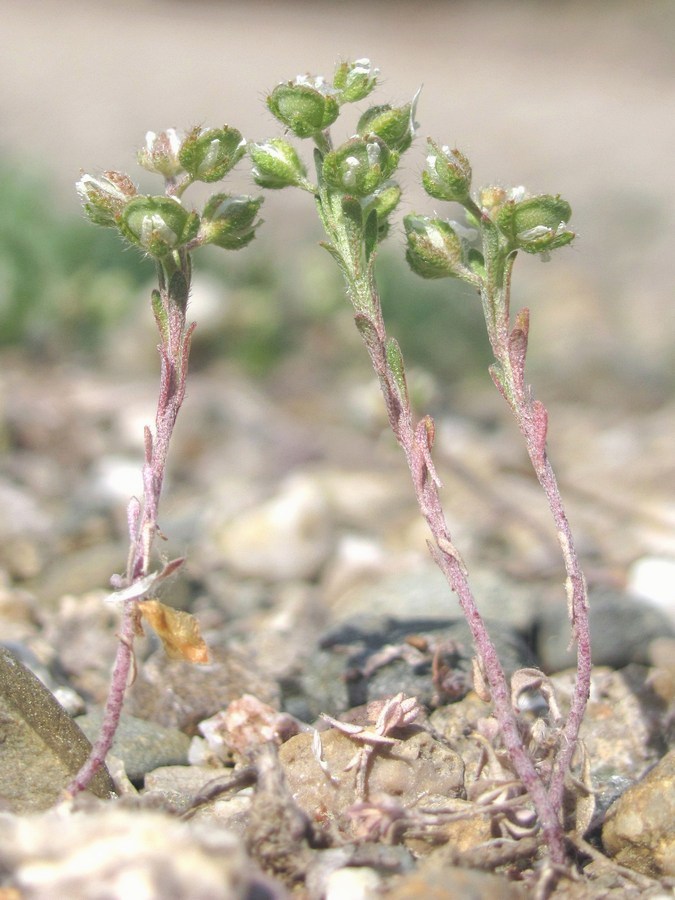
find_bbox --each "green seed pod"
[200,193,263,250]
[333,58,378,103]
[120,195,194,257]
[178,126,246,182]
[267,81,339,138]
[249,139,308,189]
[404,214,470,280]
[322,135,399,198]
[357,103,416,154]
[422,139,472,202]
[494,195,574,254]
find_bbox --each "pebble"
[552,666,670,827]
[602,749,675,878]
[0,805,265,900]
[210,473,334,581]
[324,866,382,899]
[125,645,280,733]
[386,862,527,899]
[143,765,253,824]
[627,556,675,626]
[75,710,191,784]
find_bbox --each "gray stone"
[76,710,191,784]
[329,563,542,632]
[284,614,536,722]
[0,647,114,812]
[537,587,675,673]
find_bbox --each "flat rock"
[0,647,114,812]
[279,726,464,838]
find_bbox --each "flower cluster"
[405,138,574,283]
[77,127,261,260]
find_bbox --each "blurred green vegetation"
[0,161,145,357]
[0,158,490,384]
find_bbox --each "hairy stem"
[520,432,591,813]
[484,261,591,821]
[346,270,567,864]
[67,258,194,795]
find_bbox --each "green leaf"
[385,336,408,405]
[364,208,378,262]
[354,312,380,356]
[151,288,170,344]
[168,270,189,313]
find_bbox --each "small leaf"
[169,270,189,313]
[489,362,508,402]
[354,312,379,356]
[138,599,210,664]
[531,399,548,459]
[364,208,378,262]
[508,319,529,395]
[385,336,408,405]
[151,289,170,344]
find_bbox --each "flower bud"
[404,214,473,280]
[76,171,137,226]
[249,139,308,189]
[200,193,263,250]
[120,195,198,257]
[494,195,574,254]
[137,129,184,178]
[178,126,246,182]
[422,139,472,202]
[267,80,339,138]
[322,135,399,198]
[333,58,378,103]
[357,100,417,153]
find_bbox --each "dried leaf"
[138,598,209,663]
[471,656,491,703]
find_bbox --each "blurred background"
[0,0,673,603]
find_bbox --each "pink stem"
[356,291,567,864]
[67,264,194,796]
[520,436,591,812]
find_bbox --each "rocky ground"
[0,323,673,897]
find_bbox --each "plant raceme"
[70,126,262,795]
[253,59,590,867]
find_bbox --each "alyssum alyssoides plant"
[250,59,591,866]
[70,126,262,794]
